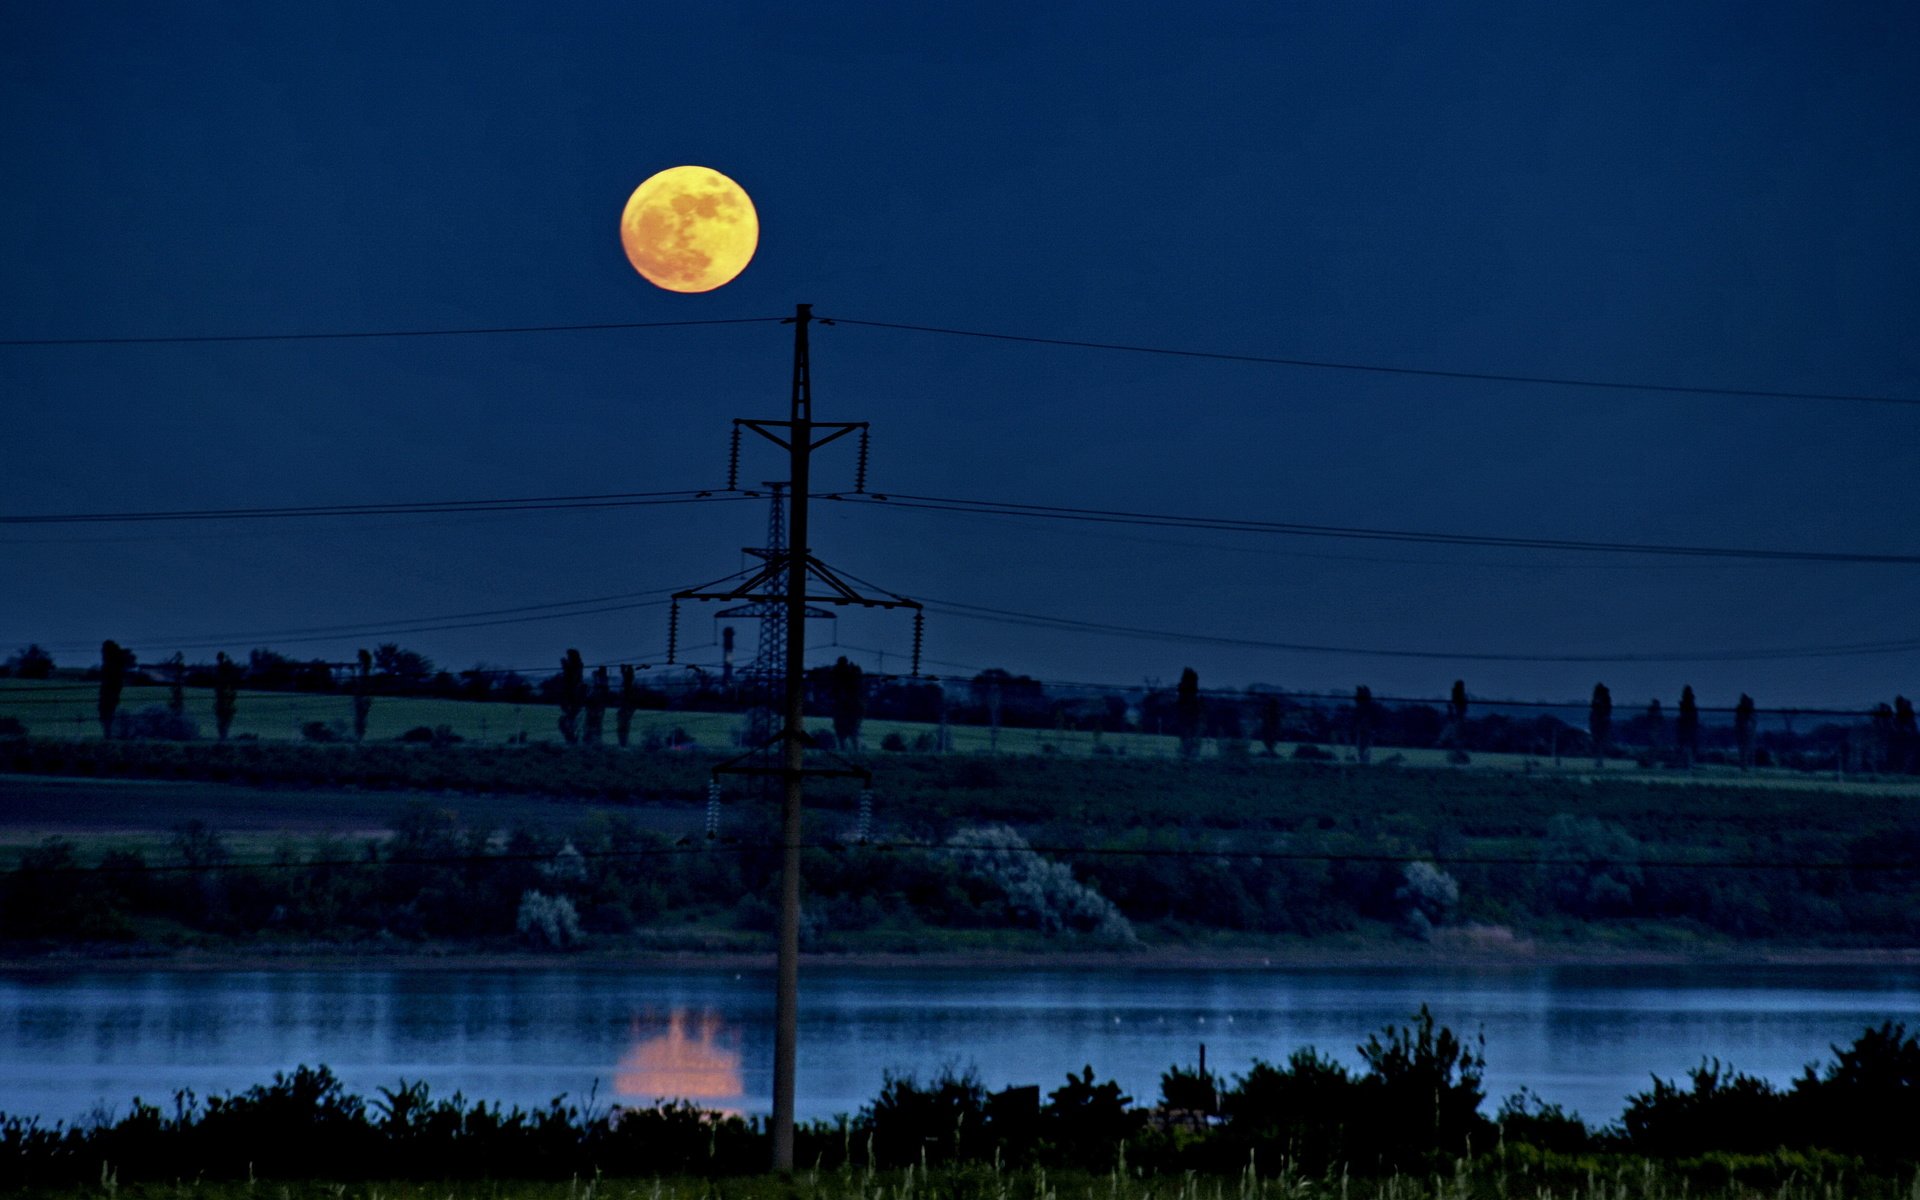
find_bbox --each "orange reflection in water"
[615,1009,745,1110]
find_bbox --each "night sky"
[3,3,1916,709]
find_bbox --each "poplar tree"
[1174,668,1202,760]
[97,640,134,738]
[165,653,186,717]
[1353,684,1377,764]
[556,650,585,745]
[616,664,638,747]
[1447,679,1469,748]
[1257,695,1282,757]
[583,666,609,745]
[828,656,865,752]
[1676,685,1699,769]
[1733,694,1757,771]
[213,652,242,741]
[353,649,372,742]
[1589,683,1612,769]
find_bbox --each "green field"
[5,679,1916,798]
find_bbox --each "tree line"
[7,641,1917,774]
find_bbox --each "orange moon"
[619,166,759,293]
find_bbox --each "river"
[3,963,1916,1128]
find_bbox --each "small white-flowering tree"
[1395,860,1460,940]
[516,889,584,949]
[948,825,1137,945]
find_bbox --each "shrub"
[1394,861,1459,939]
[1158,1062,1220,1114]
[1497,1088,1590,1153]
[1220,1047,1357,1167]
[0,716,26,739]
[116,705,198,741]
[947,825,1136,944]
[881,731,908,752]
[1355,1004,1492,1165]
[302,721,344,743]
[514,890,583,949]
[1044,1065,1140,1167]
[1292,743,1333,761]
[862,1065,990,1165]
[398,725,463,747]
[1623,1059,1788,1156]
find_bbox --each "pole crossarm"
[674,552,923,613]
[736,418,867,455]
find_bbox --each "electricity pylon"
[670,303,921,1170]
[718,482,834,754]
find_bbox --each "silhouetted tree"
[1589,683,1612,768]
[373,643,434,689]
[97,640,134,738]
[4,644,55,679]
[1645,699,1666,764]
[556,650,585,745]
[165,652,186,717]
[1175,668,1202,760]
[583,666,609,745]
[1353,685,1377,764]
[1870,703,1896,772]
[1446,679,1469,748]
[1676,686,1699,769]
[1895,696,1918,775]
[829,656,865,752]
[1257,695,1282,757]
[213,652,242,741]
[617,664,638,747]
[353,649,372,742]
[1734,694,1757,770]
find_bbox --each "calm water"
[3,964,1917,1127]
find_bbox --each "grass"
[12,1159,1919,1200]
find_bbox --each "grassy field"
[5,680,1917,798]
[8,1161,1913,1200]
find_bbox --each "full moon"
[619,166,758,293]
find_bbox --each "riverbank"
[7,929,1919,973]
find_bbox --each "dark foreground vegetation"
[5,1013,1917,1193]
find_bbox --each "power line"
[824,316,1920,409]
[0,316,787,348]
[1,490,747,526]
[918,597,1920,665]
[828,493,1920,567]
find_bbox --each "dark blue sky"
[4,2,1916,707]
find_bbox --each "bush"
[862,1065,991,1165]
[1044,1065,1140,1167]
[514,890,583,949]
[1497,1088,1590,1153]
[302,721,344,743]
[1354,1004,1492,1165]
[1292,743,1333,761]
[882,731,908,752]
[0,717,26,739]
[397,724,464,746]
[116,705,199,741]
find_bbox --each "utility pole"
[670,303,921,1170]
